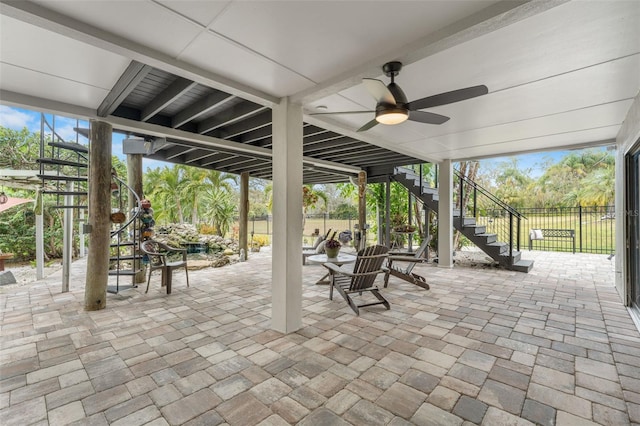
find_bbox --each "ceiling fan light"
[375,108,409,125]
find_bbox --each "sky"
[1,105,609,178]
[0,105,166,171]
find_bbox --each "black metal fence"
[476,205,615,254]
[242,205,615,255]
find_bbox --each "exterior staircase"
[37,114,143,293]
[393,166,534,273]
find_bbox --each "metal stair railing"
[454,170,527,264]
[109,174,142,293]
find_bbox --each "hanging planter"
[110,210,126,223]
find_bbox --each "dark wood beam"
[141,78,198,122]
[198,103,265,134]
[183,151,217,164]
[210,109,271,139]
[171,91,234,128]
[97,61,151,117]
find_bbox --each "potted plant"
[324,232,341,258]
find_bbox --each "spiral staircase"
[37,115,143,293]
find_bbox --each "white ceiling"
[1,0,639,163]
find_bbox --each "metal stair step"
[509,259,535,272]
[108,269,141,276]
[109,255,143,261]
[110,242,137,248]
[485,242,509,255]
[38,174,88,182]
[462,224,485,235]
[52,205,88,209]
[37,158,87,168]
[41,190,88,196]
[476,233,498,244]
[48,141,89,153]
[107,284,138,294]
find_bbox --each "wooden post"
[126,154,143,212]
[127,154,145,283]
[385,176,391,248]
[358,171,367,250]
[84,120,112,311]
[239,172,249,259]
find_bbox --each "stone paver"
[0,250,638,425]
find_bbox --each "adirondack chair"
[324,245,389,315]
[303,229,332,265]
[384,236,431,290]
[140,240,189,294]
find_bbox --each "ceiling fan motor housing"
[377,78,409,124]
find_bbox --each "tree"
[202,186,237,236]
[144,166,184,223]
[0,126,41,169]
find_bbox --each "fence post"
[324,213,327,235]
[459,173,464,228]
[516,215,521,252]
[509,213,514,264]
[578,205,582,253]
[473,185,477,218]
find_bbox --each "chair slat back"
[405,235,432,274]
[140,240,165,266]
[350,245,389,291]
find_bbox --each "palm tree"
[144,166,184,223]
[202,186,237,236]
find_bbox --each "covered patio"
[1,251,638,425]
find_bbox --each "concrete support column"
[84,120,112,311]
[271,98,303,333]
[438,159,454,268]
[239,172,249,259]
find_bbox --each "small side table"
[0,253,14,271]
[306,253,357,285]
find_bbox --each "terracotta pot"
[325,246,340,259]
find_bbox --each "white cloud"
[0,105,37,130]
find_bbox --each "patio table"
[306,253,357,285]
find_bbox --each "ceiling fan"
[311,61,488,132]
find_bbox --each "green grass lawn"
[476,213,615,254]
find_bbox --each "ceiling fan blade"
[363,78,396,105]
[407,85,488,111]
[408,111,450,125]
[357,119,379,132]
[308,110,374,116]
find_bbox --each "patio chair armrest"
[387,255,427,263]
[324,262,385,278]
[323,262,351,275]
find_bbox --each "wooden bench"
[529,229,575,254]
[0,253,14,271]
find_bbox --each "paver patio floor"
[1,250,639,425]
